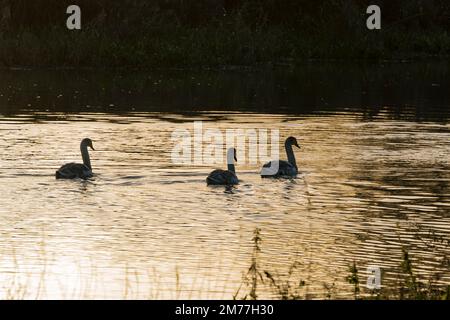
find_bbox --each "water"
[0,64,449,299]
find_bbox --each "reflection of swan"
[207,148,239,185]
[261,137,300,178]
[56,138,95,179]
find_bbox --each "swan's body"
[56,138,95,180]
[261,160,297,177]
[207,148,239,185]
[207,169,239,185]
[56,163,93,179]
[261,137,300,178]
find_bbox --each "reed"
[235,228,450,300]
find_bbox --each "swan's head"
[286,136,300,149]
[81,138,95,150]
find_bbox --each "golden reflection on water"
[0,112,449,299]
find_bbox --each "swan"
[261,136,300,178]
[206,147,239,185]
[56,138,95,179]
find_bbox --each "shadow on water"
[0,62,449,122]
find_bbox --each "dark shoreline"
[2,2,450,69]
[1,57,450,73]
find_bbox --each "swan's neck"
[285,142,297,170]
[81,144,92,170]
[226,149,236,173]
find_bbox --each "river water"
[0,63,449,299]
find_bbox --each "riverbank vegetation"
[235,228,450,300]
[0,1,450,68]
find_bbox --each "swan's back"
[207,169,239,185]
[56,163,93,180]
[261,160,297,178]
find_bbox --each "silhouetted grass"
[234,228,308,300]
[345,248,450,300]
[346,261,360,300]
[235,228,450,300]
[2,227,449,299]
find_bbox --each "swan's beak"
[295,143,301,149]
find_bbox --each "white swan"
[56,138,95,179]
[261,136,300,178]
[206,148,239,185]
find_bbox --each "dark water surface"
[0,63,449,299]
